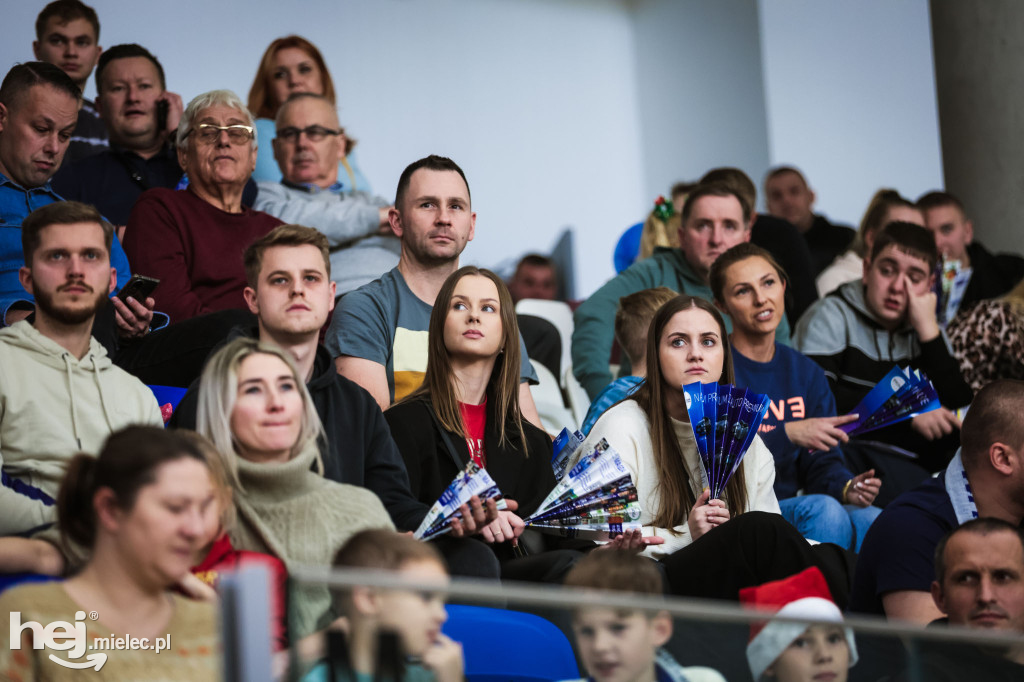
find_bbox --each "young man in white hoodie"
[0,201,161,536]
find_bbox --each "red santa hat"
[740,567,858,681]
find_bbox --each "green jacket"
[571,248,791,399]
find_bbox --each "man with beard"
[325,154,540,427]
[0,61,145,338]
[0,201,161,536]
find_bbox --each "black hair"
[95,44,166,93]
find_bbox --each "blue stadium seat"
[443,604,578,682]
[0,573,59,595]
[148,385,188,423]
[613,221,644,273]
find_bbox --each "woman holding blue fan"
[710,243,882,551]
[579,295,851,604]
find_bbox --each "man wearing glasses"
[122,89,282,324]
[255,93,397,295]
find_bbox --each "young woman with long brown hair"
[579,295,852,603]
[385,266,607,581]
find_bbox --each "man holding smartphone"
[52,43,184,226]
[0,61,150,340]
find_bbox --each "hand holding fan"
[839,366,940,437]
[414,461,507,541]
[524,439,643,540]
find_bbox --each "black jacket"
[384,395,556,519]
[962,241,1024,308]
[170,326,428,531]
[805,214,855,278]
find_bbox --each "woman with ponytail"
[0,426,221,679]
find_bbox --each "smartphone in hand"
[117,274,160,303]
[156,99,169,132]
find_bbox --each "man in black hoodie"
[172,224,500,575]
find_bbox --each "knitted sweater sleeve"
[254,182,385,246]
[122,190,208,321]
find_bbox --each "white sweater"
[579,399,780,558]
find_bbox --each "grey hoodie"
[0,321,162,534]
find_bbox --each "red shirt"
[459,399,488,467]
[191,533,288,649]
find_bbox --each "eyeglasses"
[190,123,255,145]
[275,125,342,144]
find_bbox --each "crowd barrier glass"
[218,564,1024,682]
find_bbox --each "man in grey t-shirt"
[325,154,541,426]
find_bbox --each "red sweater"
[123,188,282,323]
[192,533,288,649]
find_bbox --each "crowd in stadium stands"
[1,2,1024,680]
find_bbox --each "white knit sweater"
[579,400,780,558]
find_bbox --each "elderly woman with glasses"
[122,90,283,323]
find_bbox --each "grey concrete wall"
[930,1,1024,254]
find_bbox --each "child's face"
[766,624,849,682]
[573,609,671,682]
[375,559,449,658]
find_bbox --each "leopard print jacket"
[947,299,1024,394]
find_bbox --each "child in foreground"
[561,550,725,682]
[741,567,857,682]
[305,529,463,682]
[580,287,677,435]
